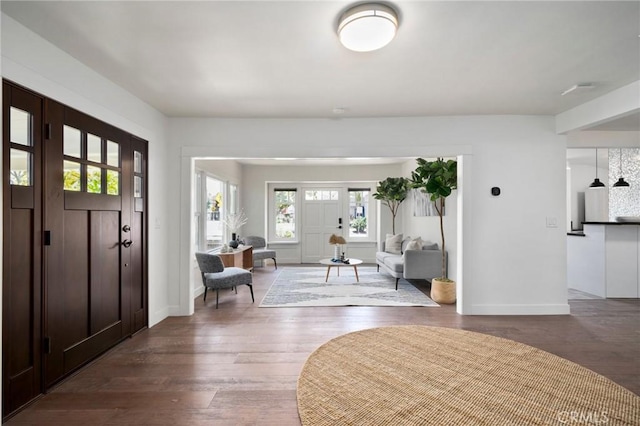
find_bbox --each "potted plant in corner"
[373,177,410,235]
[410,157,457,304]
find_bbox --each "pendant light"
[589,148,605,188]
[612,148,630,187]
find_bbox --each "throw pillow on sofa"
[404,237,423,252]
[384,233,403,254]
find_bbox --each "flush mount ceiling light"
[338,3,398,52]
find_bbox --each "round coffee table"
[319,258,363,282]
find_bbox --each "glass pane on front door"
[63,125,81,158]
[10,148,31,186]
[106,170,119,195]
[106,140,119,167]
[87,165,102,193]
[134,151,143,173]
[63,161,81,191]
[134,176,143,198]
[10,107,32,146]
[87,133,102,163]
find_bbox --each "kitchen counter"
[582,221,640,225]
[567,223,639,298]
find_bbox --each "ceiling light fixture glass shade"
[589,148,606,188]
[338,3,398,52]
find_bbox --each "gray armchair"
[243,236,277,269]
[195,252,254,308]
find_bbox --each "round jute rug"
[297,326,640,425]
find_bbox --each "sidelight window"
[9,107,33,186]
[133,150,144,199]
[10,107,31,146]
[10,149,31,186]
[348,188,370,238]
[274,189,297,240]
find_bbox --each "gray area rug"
[260,266,439,307]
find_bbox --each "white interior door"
[301,188,342,263]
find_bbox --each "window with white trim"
[348,188,371,239]
[274,188,297,240]
[267,183,377,244]
[193,170,240,252]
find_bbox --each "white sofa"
[376,238,445,290]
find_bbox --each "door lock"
[122,225,131,232]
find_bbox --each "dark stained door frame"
[2,80,149,420]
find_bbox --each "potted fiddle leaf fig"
[410,157,457,304]
[373,177,410,235]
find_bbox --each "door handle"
[122,239,133,248]
[337,225,342,229]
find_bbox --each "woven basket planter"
[431,278,456,304]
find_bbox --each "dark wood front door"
[2,81,148,418]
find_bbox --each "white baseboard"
[470,303,571,315]
[194,285,205,298]
[166,304,187,317]
[149,306,171,327]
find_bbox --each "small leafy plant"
[373,177,410,234]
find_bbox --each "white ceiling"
[586,112,640,131]
[2,1,639,123]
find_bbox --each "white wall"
[241,163,402,236]
[172,115,569,316]
[196,159,243,184]
[239,163,402,263]
[1,7,571,342]
[1,14,172,326]
[556,81,640,133]
[191,160,244,296]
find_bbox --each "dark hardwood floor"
[6,266,640,425]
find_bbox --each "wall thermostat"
[491,187,501,196]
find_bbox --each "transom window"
[305,190,339,201]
